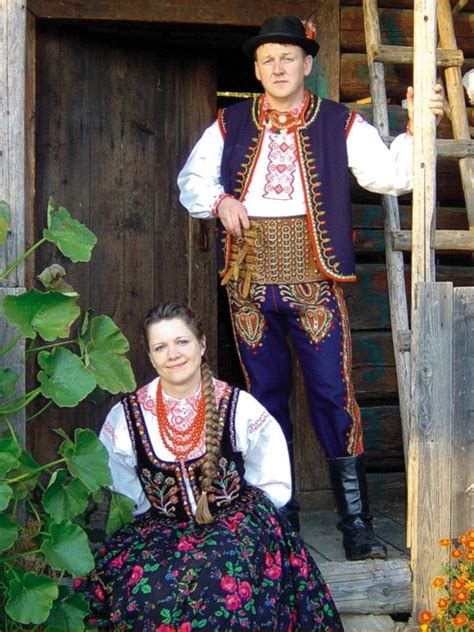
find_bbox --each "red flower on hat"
[302,19,317,40]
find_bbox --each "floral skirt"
[77,490,343,631]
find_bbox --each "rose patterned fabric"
[77,385,342,630]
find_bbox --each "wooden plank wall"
[409,283,474,616]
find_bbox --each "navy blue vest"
[217,93,357,282]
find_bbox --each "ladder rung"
[370,44,463,68]
[382,136,474,159]
[391,230,474,252]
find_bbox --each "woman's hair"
[144,302,220,524]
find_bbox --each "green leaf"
[0,367,19,398]
[10,450,40,500]
[5,571,58,625]
[83,315,136,394]
[44,201,97,263]
[0,513,18,552]
[37,264,79,297]
[106,491,135,535]
[0,482,13,510]
[45,590,89,632]
[38,347,97,407]
[0,435,22,477]
[40,520,94,576]
[43,469,90,523]
[2,289,80,340]
[59,428,112,492]
[0,200,12,245]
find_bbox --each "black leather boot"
[327,454,387,561]
[280,441,301,532]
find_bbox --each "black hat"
[243,16,319,59]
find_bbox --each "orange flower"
[466,538,474,550]
[419,610,434,624]
[432,576,446,588]
[452,578,465,590]
[452,613,468,627]
[466,550,474,562]
[437,598,449,609]
[439,538,452,547]
[465,528,474,539]
[451,548,462,559]
[453,589,469,602]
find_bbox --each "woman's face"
[147,317,205,396]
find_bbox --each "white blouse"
[100,377,292,515]
[177,112,414,219]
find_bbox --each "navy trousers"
[226,279,363,459]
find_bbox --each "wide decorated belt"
[221,216,325,296]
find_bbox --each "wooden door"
[32,24,216,459]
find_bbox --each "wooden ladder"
[362,0,474,454]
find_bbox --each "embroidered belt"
[221,216,326,296]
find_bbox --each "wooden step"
[320,559,411,614]
[391,228,474,251]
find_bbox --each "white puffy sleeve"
[233,390,292,508]
[347,113,414,196]
[99,402,150,515]
[177,121,226,219]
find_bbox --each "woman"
[78,302,343,631]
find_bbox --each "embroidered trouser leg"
[226,279,363,458]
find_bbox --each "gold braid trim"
[195,363,221,524]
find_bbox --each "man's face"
[254,43,313,108]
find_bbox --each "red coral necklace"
[155,381,206,461]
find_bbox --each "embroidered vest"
[122,385,250,523]
[218,94,357,282]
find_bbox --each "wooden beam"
[0,0,26,285]
[409,282,453,616]
[381,137,474,159]
[27,0,323,24]
[392,229,474,251]
[411,0,438,305]
[320,559,411,614]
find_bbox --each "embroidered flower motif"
[128,565,144,586]
[238,581,253,601]
[220,575,238,593]
[224,593,242,611]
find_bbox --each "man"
[177,16,444,561]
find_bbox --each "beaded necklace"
[155,381,206,462]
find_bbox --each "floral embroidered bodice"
[121,384,248,523]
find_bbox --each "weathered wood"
[0,0,26,285]
[32,25,218,461]
[340,614,399,631]
[25,10,36,288]
[372,43,463,67]
[409,283,453,614]
[341,6,474,56]
[392,228,474,251]
[306,0,340,101]
[319,559,412,614]
[0,288,26,443]
[352,202,470,230]
[341,53,412,102]
[438,0,474,229]
[452,287,474,534]
[411,0,437,306]
[27,0,323,23]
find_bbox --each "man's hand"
[406,83,446,133]
[217,197,250,238]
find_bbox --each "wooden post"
[0,0,26,442]
[409,283,453,616]
[411,0,438,306]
